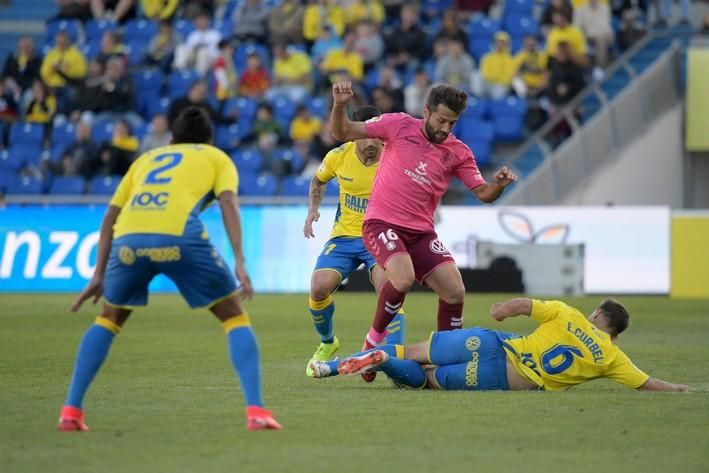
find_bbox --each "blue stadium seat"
[51,122,76,148]
[270,95,297,130]
[504,16,539,40]
[124,19,158,43]
[125,41,146,66]
[134,68,164,95]
[80,41,100,61]
[213,19,234,38]
[422,0,454,16]
[513,143,545,176]
[9,123,43,148]
[468,17,500,61]
[174,18,195,38]
[145,96,170,119]
[307,96,327,118]
[231,149,263,174]
[45,19,82,45]
[85,19,117,43]
[89,175,122,195]
[503,0,534,19]
[7,176,43,195]
[463,96,489,119]
[490,97,528,142]
[0,169,16,193]
[456,118,494,166]
[234,43,270,71]
[280,175,310,196]
[168,70,200,99]
[272,148,305,174]
[601,68,631,99]
[239,173,278,196]
[49,176,86,195]
[215,124,245,151]
[92,122,115,144]
[580,93,602,123]
[0,149,27,172]
[49,144,66,163]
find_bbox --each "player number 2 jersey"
[110,143,238,238]
[316,141,378,239]
[499,300,650,391]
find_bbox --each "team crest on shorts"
[465,336,481,351]
[118,246,135,265]
[429,239,450,255]
[386,242,396,250]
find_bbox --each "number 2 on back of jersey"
[145,153,183,185]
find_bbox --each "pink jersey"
[364,112,486,231]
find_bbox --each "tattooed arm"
[304,176,328,238]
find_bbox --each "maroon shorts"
[363,219,456,284]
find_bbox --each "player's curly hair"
[171,106,213,144]
[598,299,630,336]
[351,105,380,122]
[426,84,468,115]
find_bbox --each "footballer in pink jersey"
[329,81,517,380]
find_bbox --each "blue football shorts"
[313,236,376,282]
[103,233,237,309]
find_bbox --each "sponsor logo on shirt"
[344,193,368,213]
[339,175,354,182]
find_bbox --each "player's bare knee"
[389,274,414,293]
[441,283,465,304]
[310,284,332,302]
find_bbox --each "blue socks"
[379,357,427,388]
[309,296,335,344]
[65,317,120,409]
[385,312,406,345]
[224,314,263,407]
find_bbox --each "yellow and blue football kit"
[498,299,650,390]
[313,141,378,281]
[104,143,240,309]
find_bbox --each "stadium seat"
[422,0,454,16]
[145,96,170,119]
[80,42,100,61]
[0,169,16,193]
[92,122,115,144]
[601,68,631,99]
[9,123,43,148]
[456,118,494,166]
[307,96,327,118]
[168,70,200,99]
[89,175,122,195]
[234,42,271,71]
[468,17,499,61]
[49,176,86,195]
[463,96,489,119]
[280,175,310,196]
[85,19,117,43]
[124,42,146,66]
[124,19,158,43]
[272,148,305,174]
[504,16,539,40]
[232,96,258,122]
[580,93,602,123]
[0,149,28,172]
[239,173,278,196]
[270,95,297,130]
[490,97,528,142]
[213,18,234,38]
[503,0,534,19]
[174,18,195,38]
[6,176,44,195]
[231,149,263,174]
[45,19,82,45]
[214,124,245,151]
[51,122,76,148]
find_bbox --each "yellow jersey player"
[303,106,405,377]
[311,298,689,393]
[58,107,281,432]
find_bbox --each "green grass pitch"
[1,293,708,473]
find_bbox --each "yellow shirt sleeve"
[605,350,650,389]
[530,299,568,323]
[213,151,238,196]
[315,147,340,183]
[109,163,137,208]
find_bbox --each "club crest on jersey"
[429,238,450,255]
[118,246,135,265]
[415,161,428,175]
[465,336,481,351]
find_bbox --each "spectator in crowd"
[320,32,364,85]
[40,31,87,112]
[140,0,179,20]
[303,0,345,47]
[268,0,305,46]
[266,44,312,103]
[95,31,126,67]
[478,32,516,99]
[404,68,431,118]
[574,0,614,75]
[140,113,171,153]
[167,79,216,125]
[435,38,475,89]
[83,57,140,128]
[57,121,99,178]
[173,11,221,77]
[90,0,136,23]
[541,0,574,35]
[344,0,385,27]
[513,34,549,98]
[290,104,322,144]
[379,0,405,19]
[2,37,42,95]
[311,24,342,65]
[353,21,384,70]
[370,86,398,113]
[434,9,467,46]
[0,81,18,147]
[701,13,709,34]
[183,0,215,19]
[618,9,647,50]
[547,11,588,66]
[97,119,138,176]
[233,0,270,43]
[653,0,691,28]
[251,103,283,170]
[547,41,586,108]
[23,80,57,125]
[55,0,93,22]
[384,4,428,71]
[375,65,404,111]
[213,39,238,101]
[239,53,271,99]
[310,117,339,166]
[456,0,493,17]
[145,19,181,73]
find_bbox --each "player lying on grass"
[303,105,405,377]
[309,298,689,392]
[58,107,281,432]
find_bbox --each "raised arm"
[473,166,518,204]
[219,191,253,300]
[329,81,369,142]
[638,377,689,393]
[304,176,328,238]
[490,297,533,322]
